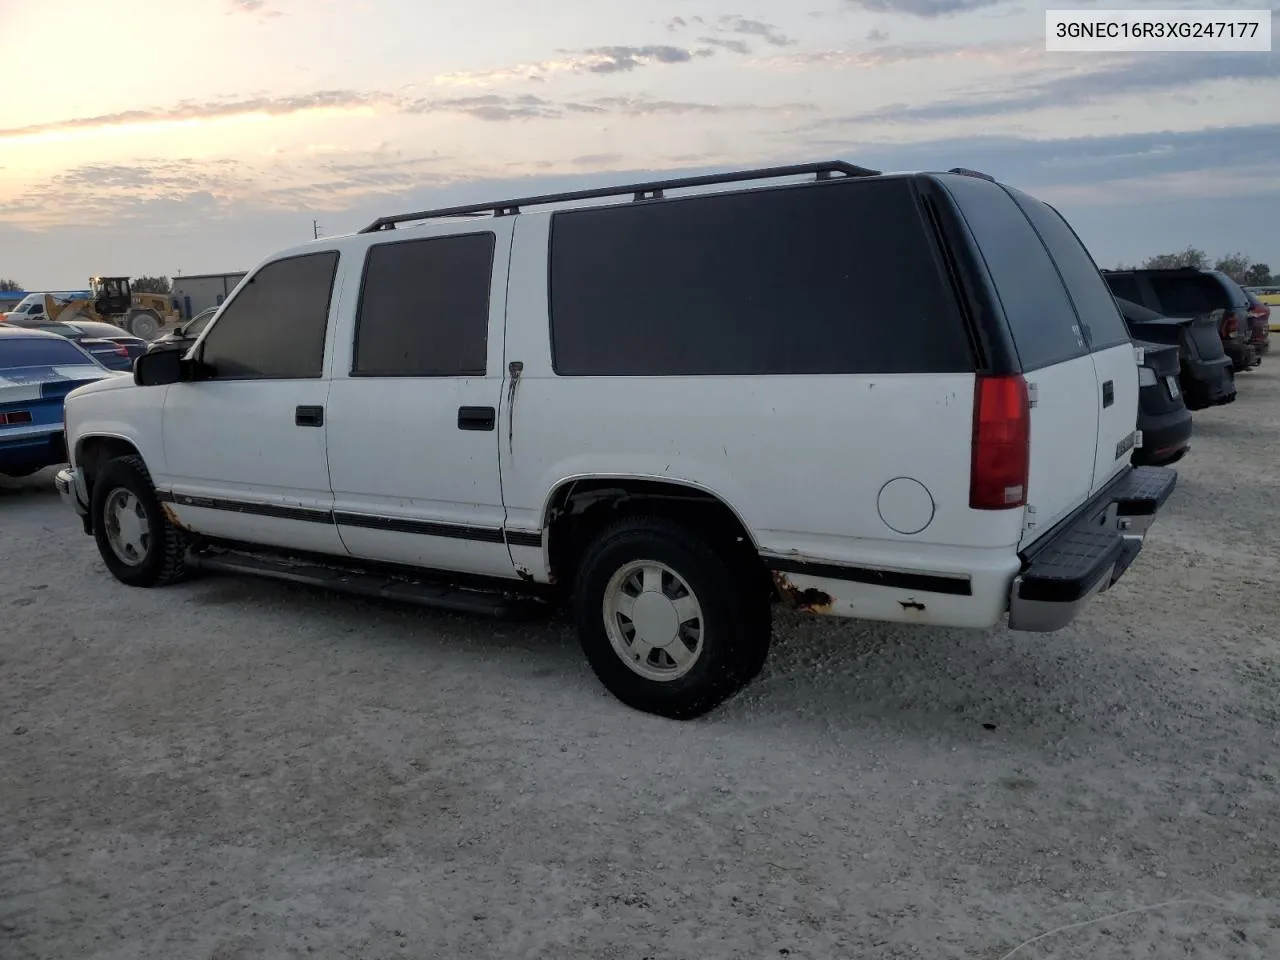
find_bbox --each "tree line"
[1112,248,1274,286]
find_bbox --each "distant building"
[171,272,248,320]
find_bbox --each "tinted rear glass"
[1103,274,1141,304]
[548,177,972,376]
[939,174,1086,372]
[1148,274,1229,316]
[0,337,96,370]
[1208,271,1250,307]
[1008,191,1131,352]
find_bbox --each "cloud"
[0,90,393,141]
[577,44,709,73]
[429,44,712,87]
[841,52,1280,123]
[666,14,794,51]
[759,40,1040,71]
[801,124,1280,196]
[720,16,795,46]
[843,0,1009,16]
[228,0,280,18]
[867,28,890,42]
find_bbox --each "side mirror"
[133,347,188,386]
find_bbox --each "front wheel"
[91,455,190,587]
[127,310,161,340]
[573,517,770,720]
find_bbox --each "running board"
[188,548,549,619]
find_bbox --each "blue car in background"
[0,327,123,478]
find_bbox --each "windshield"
[0,336,99,370]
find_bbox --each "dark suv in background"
[1103,267,1260,372]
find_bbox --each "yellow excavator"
[42,277,179,340]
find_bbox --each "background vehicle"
[1104,267,1259,372]
[1246,285,1280,312]
[24,278,179,340]
[4,317,147,371]
[0,327,120,478]
[1131,340,1191,466]
[1114,296,1235,409]
[1244,290,1273,348]
[146,306,218,354]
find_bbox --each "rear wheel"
[91,455,190,587]
[127,310,161,340]
[573,517,770,720]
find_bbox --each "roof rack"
[358,160,880,234]
[947,167,997,182]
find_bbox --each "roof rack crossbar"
[358,160,880,233]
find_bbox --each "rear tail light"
[1138,366,1158,387]
[114,344,130,357]
[0,411,33,425]
[1222,310,1240,339]
[970,374,1030,510]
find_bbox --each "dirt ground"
[3,369,1279,960]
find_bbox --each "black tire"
[91,455,190,587]
[572,516,771,720]
[127,310,161,340]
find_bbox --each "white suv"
[56,161,1177,719]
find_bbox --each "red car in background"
[1245,289,1271,356]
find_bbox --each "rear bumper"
[1008,465,1177,633]
[1133,406,1193,467]
[1224,341,1260,371]
[1181,359,1235,408]
[0,429,67,476]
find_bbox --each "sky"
[1,0,1278,289]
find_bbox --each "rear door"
[938,175,1098,545]
[1007,192,1138,496]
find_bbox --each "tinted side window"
[1209,272,1250,308]
[1103,274,1141,304]
[549,177,972,376]
[1008,192,1131,352]
[940,175,1086,372]
[353,232,494,377]
[1147,275,1225,316]
[199,252,338,380]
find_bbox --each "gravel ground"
[3,368,1280,960]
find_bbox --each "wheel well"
[76,436,143,499]
[544,478,767,593]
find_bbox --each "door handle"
[1102,380,1114,408]
[295,405,324,427]
[458,406,496,431]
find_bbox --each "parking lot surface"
[4,370,1280,959]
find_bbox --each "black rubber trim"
[156,491,331,524]
[762,556,973,597]
[333,511,506,543]
[158,491,539,546]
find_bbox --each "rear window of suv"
[1148,273,1233,316]
[548,177,973,377]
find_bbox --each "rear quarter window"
[0,337,96,370]
[548,176,973,376]
[1006,190,1131,352]
[938,174,1087,372]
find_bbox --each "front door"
[157,250,347,556]
[324,224,516,579]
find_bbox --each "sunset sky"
[1,0,1278,289]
